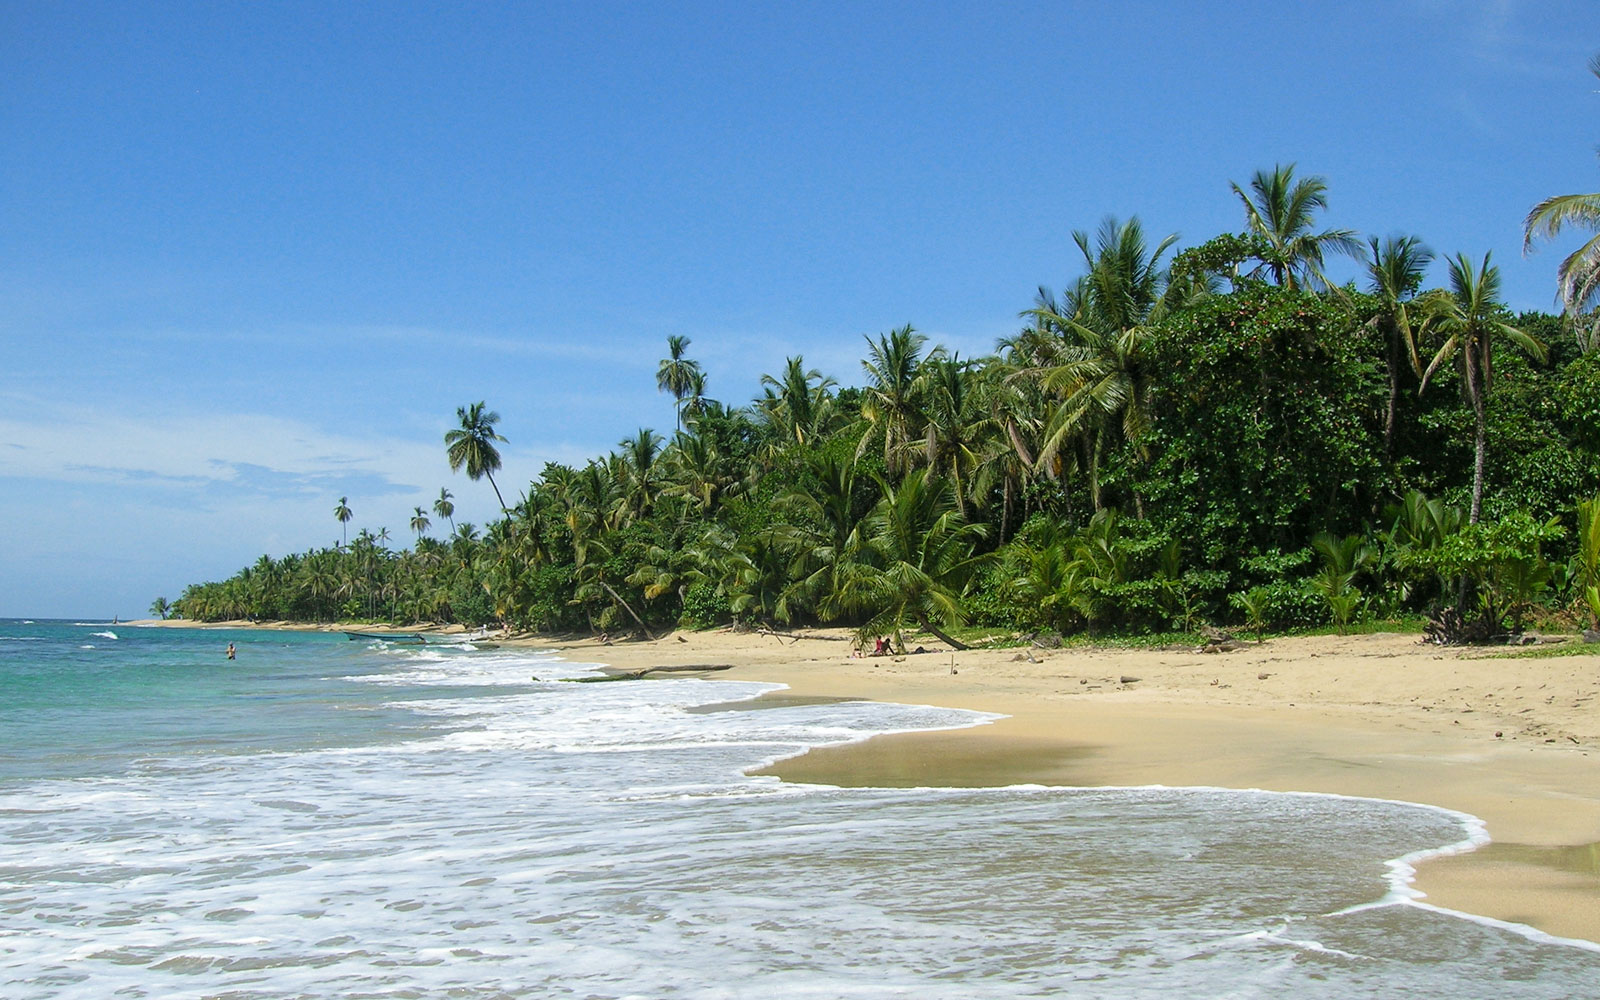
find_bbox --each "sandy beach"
[134,618,1599,944]
[539,627,1600,945]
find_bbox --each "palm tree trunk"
[1383,325,1400,463]
[999,477,1013,545]
[600,581,656,640]
[1467,352,1486,525]
[915,611,969,650]
[486,471,507,512]
[1087,437,1102,513]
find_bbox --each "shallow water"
[2,620,1597,998]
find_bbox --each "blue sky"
[2,1,1594,617]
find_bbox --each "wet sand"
[547,627,1600,945]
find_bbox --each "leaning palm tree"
[1419,252,1549,523]
[1231,163,1362,290]
[445,402,509,511]
[1522,56,1600,352]
[656,335,702,434]
[1364,235,1434,460]
[333,496,353,548]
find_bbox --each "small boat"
[344,631,428,644]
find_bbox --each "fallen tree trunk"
[565,664,735,683]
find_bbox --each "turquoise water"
[0,622,437,781]
[2,619,1598,998]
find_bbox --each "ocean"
[2,619,1596,998]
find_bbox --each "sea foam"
[1,634,1596,999]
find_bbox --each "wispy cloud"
[0,404,441,495]
[1422,0,1589,80]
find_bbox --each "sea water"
[1,620,1596,998]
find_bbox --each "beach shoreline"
[544,627,1600,945]
[127,618,1600,943]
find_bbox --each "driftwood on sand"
[564,664,736,683]
[1196,627,1245,653]
[756,628,849,644]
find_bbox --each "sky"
[1,1,1595,618]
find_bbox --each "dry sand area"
[543,627,1600,945]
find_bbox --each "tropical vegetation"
[172,127,1600,646]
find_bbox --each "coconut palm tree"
[1022,216,1177,511]
[410,507,431,538]
[917,354,995,518]
[616,429,664,519]
[661,429,734,515]
[656,335,702,434]
[1364,235,1435,460]
[1419,252,1549,523]
[778,450,867,617]
[683,369,709,422]
[445,402,509,511]
[1522,56,1600,351]
[859,325,933,477]
[433,488,456,533]
[828,469,991,650]
[756,355,838,452]
[334,496,353,548]
[1231,163,1362,290]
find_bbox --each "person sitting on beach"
[871,636,889,656]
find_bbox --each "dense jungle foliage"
[169,164,1600,644]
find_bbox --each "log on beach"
[565,664,737,683]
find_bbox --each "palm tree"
[334,496,353,548]
[779,450,866,617]
[756,355,838,452]
[571,531,656,639]
[917,354,995,517]
[1522,55,1600,352]
[830,469,991,650]
[1231,163,1361,289]
[1364,235,1434,460]
[656,335,702,434]
[410,507,431,539]
[445,402,509,511]
[148,596,170,620]
[617,428,664,519]
[1022,216,1177,511]
[661,430,734,515]
[683,368,709,422]
[859,325,933,477]
[433,487,456,533]
[1419,252,1549,523]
